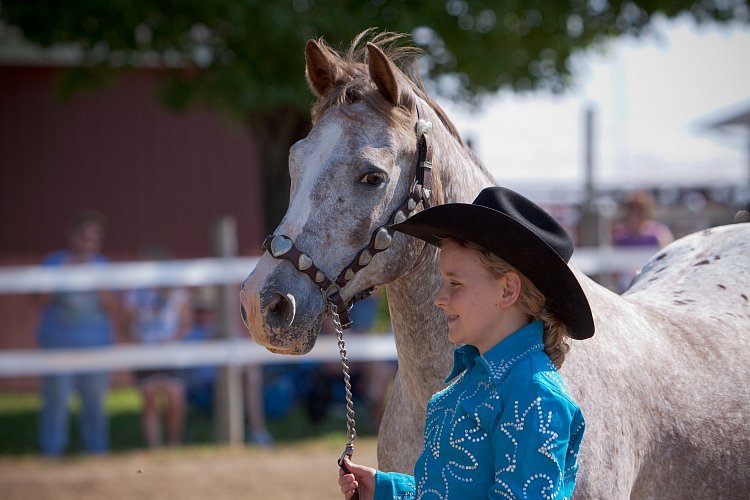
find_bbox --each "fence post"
[212,215,244,445]
[579,106,600,248]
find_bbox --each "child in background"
[125,246,190,448]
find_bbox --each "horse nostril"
[263,292,297,328]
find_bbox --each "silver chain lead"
[328,301,357,446]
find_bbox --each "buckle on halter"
[324,283,340,299]
[337,306,353,329]
[326,289,353,330]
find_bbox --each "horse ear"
[305,39,337,97]
[367,42,400,106]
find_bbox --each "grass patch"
[0,386,374,456]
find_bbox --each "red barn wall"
[0,66,265,389]
[0,66,264,260]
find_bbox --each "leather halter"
[261,103,434,329]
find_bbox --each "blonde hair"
[452,239,572,368]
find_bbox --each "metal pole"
[212,215,244,445]
[579,106,600,247]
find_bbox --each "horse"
[239,32,750,499]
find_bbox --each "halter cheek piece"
[261,103,435,329]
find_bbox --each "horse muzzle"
[240,256,324,354]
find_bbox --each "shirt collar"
[444,344,481,383]
[444,321,545,384]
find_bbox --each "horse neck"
[386,248,449,399]
[385,106,496,399]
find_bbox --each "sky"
[441,16,750,197]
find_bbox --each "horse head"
[240,33,439,354]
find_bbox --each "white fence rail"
[0,247,658,294]
[0,335,398,377]
[0,257,260,294]
[0,246,658,377]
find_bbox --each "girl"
[338,186,595,499]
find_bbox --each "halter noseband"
[261,103,435,329]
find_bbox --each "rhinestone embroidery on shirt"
[421,373,570,499]
[565,419,585,475]
[419,376,489,498]
[481,343,545,383]
[402,327,582,500]
[493,397,564,500]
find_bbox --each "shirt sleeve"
[41,251,65,267]
[374,470,417,500]
[489,382,583,499]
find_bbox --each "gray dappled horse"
[240,32,750,499]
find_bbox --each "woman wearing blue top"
[35,210,120,455]
[338,187,595,499]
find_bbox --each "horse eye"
[360,172,387,186]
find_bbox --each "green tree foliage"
[2,0,747,229]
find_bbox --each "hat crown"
[473,187,574,263]
[390,185,594,339]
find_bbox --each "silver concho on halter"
[392,210,407,225]
[270,235,293,257]
[297,253,312,271]
[373,227,393,251]
[358,250,372,266]
[416,119,433,137]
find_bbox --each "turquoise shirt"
[375,321,585,499]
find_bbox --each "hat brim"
[392,203,594,340]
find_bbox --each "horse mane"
[310,30,468,150]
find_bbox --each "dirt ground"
[0,438,378,500]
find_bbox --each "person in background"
[612,191,674,292]
[181,287,220,420]
[612,190,673,248]
[35,210,120,456]
[181,286,274,446]
[245,363,274,446]
[125,246,191,448]
[348,292,396,432]
[304,296,395,432]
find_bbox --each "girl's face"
[434,240,521,353]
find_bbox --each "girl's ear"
[498,272,522,308]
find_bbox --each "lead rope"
[329,301,360,500]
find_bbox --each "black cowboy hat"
[392,186,595,340]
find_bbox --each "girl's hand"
[338,457,376,500]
